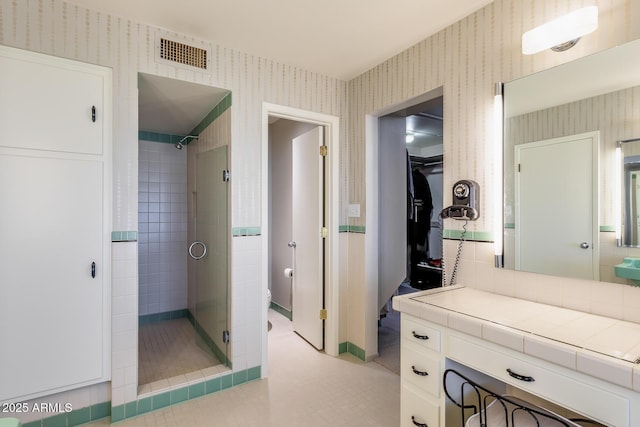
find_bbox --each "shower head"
[176,135,199,150]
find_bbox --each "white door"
[292,126,324,350]
[515,132,598,279]
[0,45,111,401]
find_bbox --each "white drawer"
[401,383,440,427]
[402,315,441,352]
[448,334,629,427]
[401,342,441,396]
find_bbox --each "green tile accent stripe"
[110,366,260,423]
[138,130,193,146]
[338,225,366,233]
[232,227,261,236]
[139,308,189,326]
[189,92,232,136]
[270,301,292,321]
[111,231,138,242]
[339,341,366,361]
[504,223,515,229]
[443,229,494,242]
[187,310,231,367]
[600,225,616,232]
[22,401,110,427]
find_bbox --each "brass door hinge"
[320,145,328,156]
[320,309,327,320]
[321,227,328,238]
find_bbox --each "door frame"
[261,103,340,375]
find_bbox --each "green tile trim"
[443,229,494,242]
[338,225,366,233]
[270,301,292,321]
[600,225,616,232]
[232,227,261,236]
[504,223,515,229]
[339,341,366,361]
[139,308,189,326]
[111,231,138,242]
[23,401,110,427]
[189,92,232,136]
[138,130,194,146]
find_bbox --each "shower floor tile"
[138,317,222,386]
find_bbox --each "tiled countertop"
[392,285,640,391]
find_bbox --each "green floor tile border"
[186,310,231,368]
[232,227,261,236]
[188,92,232,136]
[111,231,138,242]
[139,308,189,326]
[338,225,366,233]
[443,229,493,242]
[270,301,292,320]
[339,341,366,361]
[22,401,110,427]
[110,365,260,423]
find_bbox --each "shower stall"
[136,73,232,390]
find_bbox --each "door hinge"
[223,170,230,182]
[223,330,230,344]
[321,227,328,238]
[320,145,328,156]
[518,163,521,172]
[319,309,327,320]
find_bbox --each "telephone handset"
[440,180,479,221]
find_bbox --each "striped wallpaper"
[0,0,348,229]
[1,0,638,232]
[347,0,638,232]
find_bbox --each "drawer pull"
[412,331,429,340]
[411,416,428,427]
[506,368,535,382]
[411,365,429,376]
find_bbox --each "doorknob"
[288,241,297,248]
[580,242,590,249]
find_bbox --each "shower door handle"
[189,241,207,260]
[288,241,297,248]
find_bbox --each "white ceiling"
[66,0,493,80]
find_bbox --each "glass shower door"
[190,145,229,367]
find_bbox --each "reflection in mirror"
[503,39,640,283]
[622,140,640,247]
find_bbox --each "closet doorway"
[374,93,444,374]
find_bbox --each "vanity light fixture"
[522,5,598,55]
[493,82,504,267]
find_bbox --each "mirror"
[503,38,640,283]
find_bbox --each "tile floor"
[138,318,222,386]
[90,310,400,426]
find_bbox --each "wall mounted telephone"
[440,180,479,221]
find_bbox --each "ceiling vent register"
[155,31,211,72]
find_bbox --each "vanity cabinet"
[396,288,640,427]
[400,316,442,427]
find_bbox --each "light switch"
[347,204,360,218]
